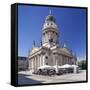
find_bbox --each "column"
[60,55,63,66]
[45,33,46,42]
[31,59,32,70]
[43,55,45,66]
[34,57,35,71]
[55,54,58,73]
[40,55,42,66]
[56,54,58,65]
[68,57,69,64]
[59,55,61,66]
[62,56,63,65]
[65,56,66,64]
[67,57,69,64]
[46,33,47,42]
[32,58,34,71]
[37,55,39,69]
[36,56,37,69]
[58,55,60,66]
[53,54,56,65]
[35,56,36,70]
[38,55,40,67]
[39,55,41,66]
[63,56,65,64]
[37,55,39,68]
[41,55,43,66]
[66,57,67,64]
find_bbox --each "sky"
[18,5,87,60]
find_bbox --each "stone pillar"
[45,33,46,42]
[39,55,41,66]
[60,55,63,66]
[67,57,68,64]
[56,54,58,65]
[68,57,69,64]
[38,55,39,68]
[63,56,64,64]
[32,58,34,72]
[36,56,37,70]
[31,59,33,70]
[35,56,37,71]
[53,54,56,65]
[55,54,59,73]
[64,56,66,64]
[34,57,36,71]
[43,55,45,66]
[37,55,39,69]
[59,55,61,66]
[46,33,48,42]
[56,59,58,73]
[65,57,67,64]
[67,57,69,64]
[39,55,40,67]
[41,54,43,66]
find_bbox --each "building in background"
[28,11,77,73]
[18,56,28,71]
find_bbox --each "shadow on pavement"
[18,73,44,85]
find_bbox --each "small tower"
[63,43,67,48]
[49,9,51,15]
[32,40,35,47]
[63,43,69,50]
[42,10,59,47]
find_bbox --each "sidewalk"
[18,70,86,85]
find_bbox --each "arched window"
[51,23,53,25]
[45,56,48,59]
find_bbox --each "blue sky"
[18,5,86,60]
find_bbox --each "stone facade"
[28,11,77,73]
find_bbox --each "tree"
[78,60,86,70]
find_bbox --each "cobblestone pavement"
[18,70,86,85]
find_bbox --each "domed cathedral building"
[28,10,77,73]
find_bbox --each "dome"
[45,15,56,22]
[42,14,58,30]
